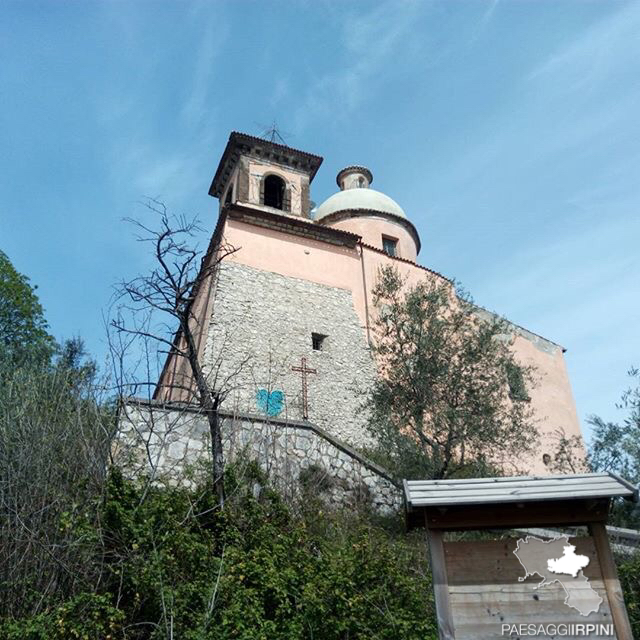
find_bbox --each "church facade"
[118,132,582,508]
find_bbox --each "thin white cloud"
[180,19,228,131]
[468,0,500,45]
[96,5,227,212]
[432,2,640,194]
[292,1,425,131]
[528,2,640,89]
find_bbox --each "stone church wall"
[115,401,402,514]
[203,261,377,449]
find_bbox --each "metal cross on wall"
[291,356,317,420]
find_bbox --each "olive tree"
[588,368,640,527]
[366,266,538,480]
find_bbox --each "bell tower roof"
[209,131,323,198]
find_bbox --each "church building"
[146,131,582,481]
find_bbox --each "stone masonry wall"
[116,401,402,515]
[203,262,377,448]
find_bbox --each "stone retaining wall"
[116,400,402,514]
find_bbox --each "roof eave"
[209,131,323,198]
[227,203,362,248]
[317,207,421,255]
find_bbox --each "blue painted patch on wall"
[256,389,285,417]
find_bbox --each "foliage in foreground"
[0,466,437,640]
[0,338,112,619]
[618,549,640,638]
[2,248,639,638]
[548,367,640,527]
[0,249,56,369]
[588,368,640,527]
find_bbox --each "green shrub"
[0,593,124,640]
[6,461,640,639]
[1,464,435,638]
[618,551,640,637]
[96,466,437,639]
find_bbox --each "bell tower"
[208,132,323,219]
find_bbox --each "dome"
[314,187,407,221]
[313,165,420,261]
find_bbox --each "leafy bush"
[2,465,436,639]
[0,249,56,369]
[588,368,640,527]
[618,551,640,638]
[0,593,124,640]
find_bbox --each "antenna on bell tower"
[257,120,291,145]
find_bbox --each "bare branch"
[109,200,242,509]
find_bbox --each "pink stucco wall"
[220,215,583,475]
[510,334,582,473]
[323,215,418,262]
[222,217,436,330]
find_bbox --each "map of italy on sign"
[513,535,603,616]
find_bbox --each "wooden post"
[426,513,455,640]
[589,522,634,640]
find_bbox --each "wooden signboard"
[434,532,620,639]
[404,473,637,640]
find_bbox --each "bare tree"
[111,199,240,508]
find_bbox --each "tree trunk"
[208,397,225,509]
[181,318,226,509]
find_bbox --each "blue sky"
[1,1,638,438]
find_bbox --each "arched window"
[263,174,285,209]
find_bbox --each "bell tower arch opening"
[263,174,286,210]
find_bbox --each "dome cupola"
[336,165,373,190]
[314,166,421,261]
